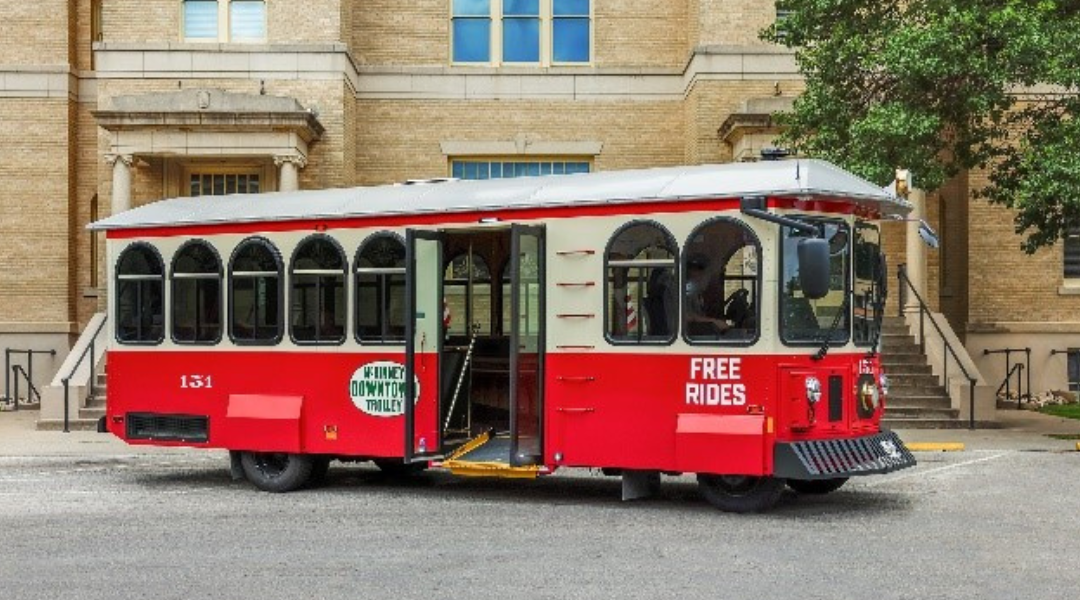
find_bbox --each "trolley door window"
[355,233,406,344]
[290,236,347,345]
[605,221,678,344]
[445,253,493,337]
[682,219,761,344]
[780,219,851,345]
[229,238,283,344]
[171,241,222,344]
[115,244,165,344]
[853,221,884,346]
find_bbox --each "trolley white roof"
[90,159,910,231]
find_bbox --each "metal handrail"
[4,348,56,410]
[11,365,43,409]
[992,362,1025,408]
[897,264,979,429]
[61,316,108,433]
[983,347,1031,409]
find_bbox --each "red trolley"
[93,159,916,512]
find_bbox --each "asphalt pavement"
[1,408,1079,599]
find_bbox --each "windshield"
[853,221,884,346]
[779,219,850,344]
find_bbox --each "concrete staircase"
[37,370,105,431]
[879,316,964,428]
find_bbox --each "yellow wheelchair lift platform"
[436,431,543,479]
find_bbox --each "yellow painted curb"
[1075,442,1080,452]
[907,442,965,452]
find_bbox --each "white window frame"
[182,0,267,43]
[450,0,594,67]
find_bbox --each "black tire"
[240,451,315,493]
[697,474,785,513]
[306,456,332,488]
[787,477,848,495]
[373,458,427,477]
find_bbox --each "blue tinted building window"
[453,0,492,62]
[450,0,589,65]
[503,0,540,63]
[230,0,266,40]
[452,160,591,180]
[553,0,590,63]
[183,0,218,39]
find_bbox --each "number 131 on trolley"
[93,159,917,513]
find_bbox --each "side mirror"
[798,238,831,300]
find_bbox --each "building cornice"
[88,42,802,102]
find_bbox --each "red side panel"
[674,414,766,475]
[106,349,438,459]
[219,394,303,453]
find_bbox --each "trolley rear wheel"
[240,451,315,493]
[787,477,848,495]
[697,474,785,513]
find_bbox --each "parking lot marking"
[863,451,1012,487]
[907,442,965,452]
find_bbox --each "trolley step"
[437,431,543,479]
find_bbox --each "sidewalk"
[1,405,1078,458]
[0,409,205,458]
[894,407,1080,452]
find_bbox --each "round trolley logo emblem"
[349,361,420,417]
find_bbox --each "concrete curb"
[906,442,965,452]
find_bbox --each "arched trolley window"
[115,243,165,344]
[605,221,678,344]
[171,240,222,344]
[229,237,283,345]
[779,218,850,345]
[290,235,347,345]
[682,218,762,345]
[355,233,406,344]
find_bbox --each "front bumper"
[774,430,916,480]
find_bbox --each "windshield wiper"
[812,293,849,361]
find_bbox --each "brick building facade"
[0,1,1076,405]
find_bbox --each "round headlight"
[859,380,879,409]
[856,373,879,418]
[805,376,822,404]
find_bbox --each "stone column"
[274,155,307,192]
[105,153,134,215]
[905,188,927,313]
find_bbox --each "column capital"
[273,154,308,169]
[104,153,134,167]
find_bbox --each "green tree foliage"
[764,0,1080,252]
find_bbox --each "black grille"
[126,413,209,443]
[828,375,843,422]
[774,430,916,480]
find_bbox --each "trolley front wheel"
[787,477,848,495]
[697,474,785,513]
[240,451,315,493]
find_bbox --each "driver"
[685,255,731,336]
